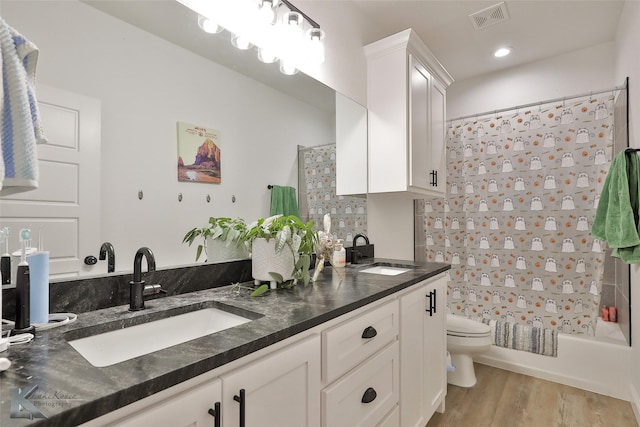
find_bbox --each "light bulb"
[306,28,325,65]
[258,47,277,64]
[258,0,277,24]
[231,34,252,50]
[494,47,512,58]
[197,15,222,34]
[279,59,298,75]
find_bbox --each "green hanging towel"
[269,185,300,218]
[592,150,640,263]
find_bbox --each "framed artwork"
[177,121,221,183]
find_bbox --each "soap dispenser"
[333,239,346,267]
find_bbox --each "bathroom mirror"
[0,0,367,284]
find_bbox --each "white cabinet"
[100,335,320,427]
[335,92,368,196]
[87,275,448,427]
[322,342,399,427]
[221,335,321,427]
[365,29,452,197]
[322,301,400,427]
[107,379,222,427]
[399,274,447,427]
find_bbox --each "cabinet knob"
[361,326,377,339]
[208,402,221,427]
[361,387,377,404]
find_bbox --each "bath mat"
[482,319,558,357]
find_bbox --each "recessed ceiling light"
[494,47,512,58]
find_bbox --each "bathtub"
[476,318,632,401]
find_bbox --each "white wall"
[295,0,369,106]
[448,42,617,120]
[614,0,640,418]
[2,0,334,271]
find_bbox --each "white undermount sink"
[68,307,253,367]
[359,266,411,276]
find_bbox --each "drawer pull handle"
[361,387,377,404]
[361,326,377,339]
[234,389,245,427]
[208,402,221,427]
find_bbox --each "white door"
[0,84,101,280]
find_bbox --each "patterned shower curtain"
[298,144,367,243]
[422,94,615,335]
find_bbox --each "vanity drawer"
[323,299,399,384]
[322,341,399,427]
[378,405,399,427]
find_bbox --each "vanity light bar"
[177,0,325,75]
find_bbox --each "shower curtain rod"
[447,83,627,124]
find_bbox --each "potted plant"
[242,215,317,292]
[182,217,249,262]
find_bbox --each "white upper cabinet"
[365,29,453,198]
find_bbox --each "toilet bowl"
[446,314,492,388]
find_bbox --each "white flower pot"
[251,238,295,289]
[205,237,249,262]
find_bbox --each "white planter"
[251,238,296,289]
[205,237,249,262]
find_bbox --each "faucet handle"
[143,283,167,296]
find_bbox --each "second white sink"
[359,266,411,276]
[68,307,252,367]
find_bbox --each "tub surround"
[0,259,449,426]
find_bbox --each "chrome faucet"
[99,242,116,273]
[352,234,370,265]
[129,247,165,311]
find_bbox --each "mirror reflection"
[0,0,367,285]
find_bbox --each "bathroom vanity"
[0,260,449,427]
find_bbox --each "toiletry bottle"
[333,239,346,267]
[1,227,10,285]
[29,231,49,324]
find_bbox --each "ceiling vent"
[469,2,510,30]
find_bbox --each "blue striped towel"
[0,18,46,196]
[482,318,558,357]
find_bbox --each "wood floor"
[426,363,637,427]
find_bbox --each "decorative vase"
[251,238,295,289]
[205,237,250,262]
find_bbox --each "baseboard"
[630,383,640,424]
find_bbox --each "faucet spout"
[133,247,155,283]
[99,242,116,273]
[129,247,158,311]
[352,234,370,265]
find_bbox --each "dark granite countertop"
[0,259,449,426]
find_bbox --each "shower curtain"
[422,94,615,335]
[298,144,367,243]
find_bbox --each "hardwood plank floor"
[426,363,637,427]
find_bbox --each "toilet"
[446,314,492,387]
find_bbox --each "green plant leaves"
[250,284,269,297]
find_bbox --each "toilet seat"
[446,314,491,337]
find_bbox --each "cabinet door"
[399,283,428,427]
[408,55,431,191]
[221,335,321,427]
[424,276,447,417]
[429,78,447,194]
[110,379,222,427]
[399,274,447,427]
